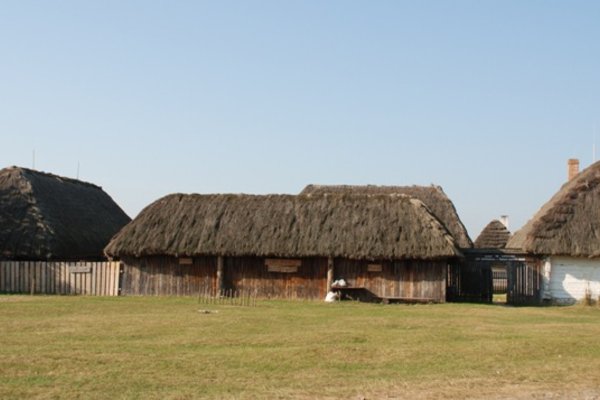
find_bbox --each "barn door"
[506,261,542,306]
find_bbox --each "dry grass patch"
[1,296,599,399]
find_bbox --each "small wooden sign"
[69,265,92,274]
[265,258,301,268]
[367,263,382,272]
[268,265,299,273]
[265,258,301,273]
[178,257,193,265]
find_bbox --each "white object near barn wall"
[541,259,552,301]
[545,256,600,304]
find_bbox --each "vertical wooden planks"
[113,261,120,296]
[106,262,113,296]
[217,256,224,295]
[0,262,4,292]
[21,261,28,293]
[39,261,46,294]
[13,262,19,293]
[0,261,131,295]
[506,259,542,306]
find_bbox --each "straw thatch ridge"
[300,184,473,248]
[105,193,461,260]
[0,166,131,260]
[474,220,511,249]
[507,160,600,257]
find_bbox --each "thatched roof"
[507,160,600,257]
[105,193,461,260]
[474,220,511,249]
[300,184,473,248]
[0,166,131,260]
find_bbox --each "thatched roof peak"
[300,184,473,249]
[6,166,103,190]
[507,160,600,257]
[105,192,461,260]
[0,166,131,260]
[474,220,511,249]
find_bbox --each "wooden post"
[217,256,224,295]
[29,265,35,296]
[327,256,334,292]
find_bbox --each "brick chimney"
[568,159,580,181]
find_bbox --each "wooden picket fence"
[0,261,121,296]
[197,288,258,307]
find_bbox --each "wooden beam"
[217,256,224,294]
[327,256,334,291]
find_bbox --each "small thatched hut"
[105,193,461,301]
[472,219,512,296]
[474,220,511,249]
[0,166,131,260]
[507,160,600,304]
[300,184,473,248]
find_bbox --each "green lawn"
[1,296,599,399]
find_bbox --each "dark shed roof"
[0,166,131,260]
[300,184,473,248]
[105,193,461,260]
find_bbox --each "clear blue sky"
[1,1,599,240]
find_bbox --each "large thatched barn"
[0,166,131,260]
[507,160,600,304]
[300,184,473,248]
[105,193,461,301]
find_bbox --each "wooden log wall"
[0,261,121,296]
[120,256,216,296]
[224,256,328,300]
[118,255,447,301]
[334,258,447,302]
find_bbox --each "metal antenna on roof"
[77,161,80,180]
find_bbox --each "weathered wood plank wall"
[334,259,447,302]
[224,256,327,299]
[507,258,542,306]
[0,261,121,295]
[120,256,216,296]
[119,255,447,301]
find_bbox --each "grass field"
[1,296,600,399]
